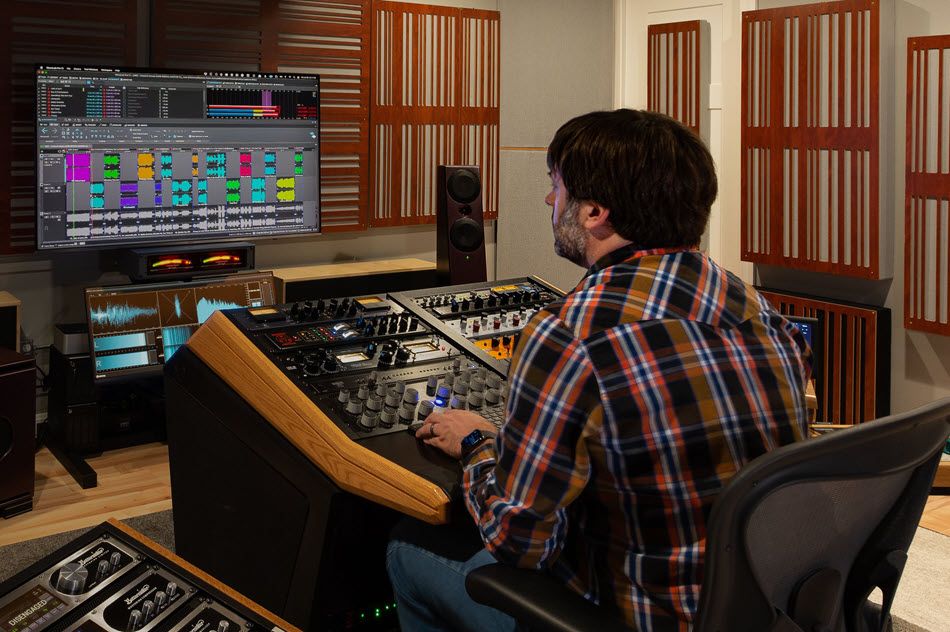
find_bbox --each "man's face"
[545,171,588,267]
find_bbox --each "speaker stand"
[46,440,98,489]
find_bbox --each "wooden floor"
[2,442,949,547]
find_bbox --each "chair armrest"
[465,564,632,632]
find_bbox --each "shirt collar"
[586,244,698,276]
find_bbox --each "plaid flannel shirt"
[463,244,811,631]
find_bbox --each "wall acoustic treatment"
[647,20,704,136]
[371,2,499,227]
[0,0,138,255]
[152,0,372,232]
[758,288,890,426]
[741,0,892,279]
[905,35,950,336]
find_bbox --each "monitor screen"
[85,272,277,380]
[36,66,320,251]
[786,315,818,350]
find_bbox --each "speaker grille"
[446,169,480,204]
[450,218,484,252]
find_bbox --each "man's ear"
[582,202,612,230]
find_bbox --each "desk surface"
[266,258,435,282]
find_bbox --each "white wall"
[615,0,950,414]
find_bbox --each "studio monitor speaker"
[437,165,487,285]
[0,347,35,518]
[0,291,21,352]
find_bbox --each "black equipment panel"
[0,522,293,632]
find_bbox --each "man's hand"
[415,409,497,459]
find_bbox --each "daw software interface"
[36,66,320,250]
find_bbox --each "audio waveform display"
[197,297,243,324]
[95,350,155,372]
[162,325,194,360]
[89,301,159,331]
[93,332,149,352]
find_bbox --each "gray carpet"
[0,512,941,631]
[0,510,175,584]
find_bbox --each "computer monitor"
[35,66,320,250]
[85,272,277,380]
[787,315,819,351]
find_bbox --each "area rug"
[0,513,943,631]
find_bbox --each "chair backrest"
[694,397,950,632]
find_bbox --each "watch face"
[461,429,484,449]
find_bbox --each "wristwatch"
[460,429,492,459]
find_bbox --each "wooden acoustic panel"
[647,20,703,135]
[151,0,371,232]
[371,2,499,227]
[187,311,451,524]
[758,287,890,426]
[0,0,138,254]
[741,1,883,278]
[905,36,950,335]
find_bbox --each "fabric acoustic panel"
[905,36,950,336]
[151,0,371,232]
[0,0,138,255]
[758,288,890,426]
[372,2,499,227]
[741,1,886,279]
[647,20,703,136]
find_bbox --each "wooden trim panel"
[186,311,451,524]
[106,519,302,632]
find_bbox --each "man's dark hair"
[546,109,717,249]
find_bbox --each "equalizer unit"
[0,520,299,632]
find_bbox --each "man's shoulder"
[545,251,767,338]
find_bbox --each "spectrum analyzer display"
[85,272,277,379]
[36,66,320,250]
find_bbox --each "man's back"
[467,246,811,631]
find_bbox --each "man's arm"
[463,313,603,569]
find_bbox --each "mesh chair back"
[695,398,950,632]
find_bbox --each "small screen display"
[0,586,67,632]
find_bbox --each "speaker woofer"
[446,169,480,204]
[449,218,484,252]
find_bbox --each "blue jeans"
[386,540,518,632]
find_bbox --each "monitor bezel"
[34,64,322,252]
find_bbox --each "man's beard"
[553,197,588,267]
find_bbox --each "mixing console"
[220,277,560,442]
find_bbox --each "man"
[386,109,811,631]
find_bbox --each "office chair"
[466,398,950,632]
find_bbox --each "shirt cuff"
[461,439,496,468]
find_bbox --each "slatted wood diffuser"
[741,1,888,278]
[905,35,950,336]
[758,288,890,425]
[0,0,139,255]
[151,0,372,232]
[647,20,703,136]
[371,2,499,227]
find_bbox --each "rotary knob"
[487,375,502,389]
[141,600,155,622]
[375,383,388,397]
[444,373,456,386]
[453,382,469,395]
[357,385,370,400]
[345,399,363,416]
[95,559,111,581]
[435,384,452,400]
[398,404,415,423]
[154,591,168,611]
[470,377,486,392]
[476,367,488,379]
[366,394,383,412]
[322,357,338,372]
[337,388,350,403]
[450,395,467,409]
[485,388,501,405]
[402,388,420,405]
[395,346,412,364]
[417,400,435,420]
[166,582,178,599]
[109,551,122,570]
[468,392,484,409]
[359,410,379,430]
[384,391,401,408]
[452,357,463,371]
[425,376,439,396]
[393,381,407,395]
[379,409,397,427]
[127,609,143,631]
[377,350,395,367]
[55,562,88,595]
[218,622,231,632]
